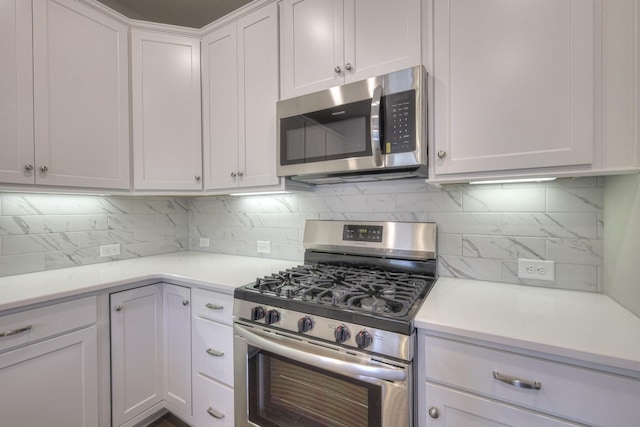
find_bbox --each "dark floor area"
[148,413,191,427]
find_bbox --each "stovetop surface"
[234,262,436,334]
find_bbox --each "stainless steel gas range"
[233,220,437,427]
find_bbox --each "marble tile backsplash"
[0,194,189,277]
[190,177,604,292]
[0,177,603,292]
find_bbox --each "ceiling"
[96,0,253,28]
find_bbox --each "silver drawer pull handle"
[493,371,541,390]
[205,303,224,310]
[206,348,224,357]
[0,325,32,338]
[207,407,225,419]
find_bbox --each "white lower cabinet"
[110,283,192,427]
[192,288,235,426]
[110,285,164,427]
[420,333,640,427]
[163,284,193,417]
[0,296,98,427]
[107,283,238,427]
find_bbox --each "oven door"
[234,321,412,427]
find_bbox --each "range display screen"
[343,225,383,242]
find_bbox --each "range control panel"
[342,224,383,242]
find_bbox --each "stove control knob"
[265,309,280,325]
[250,306,265,321]
[355,330,373,349]
[297,316,313,333]
[334,325,351,343]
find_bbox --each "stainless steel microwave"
[276,66,427,184]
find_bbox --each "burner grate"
[252,264,431,318]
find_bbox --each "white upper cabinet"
[430,0,595,177]
[202,2,280,191]
[131,30,203,191]
[344,0,422,83]
[1,0,130,189]
[280,0,421,99]
[0,0,34,185]
[33,0,130,189]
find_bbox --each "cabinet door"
[0,327,98,427]
[344,0,421,83]
[202,23,240,190]
[432,0,594,175]
[32,0,130,189]
[237,2,280,188]
[132,30,202,190]
[424,383,580,427]
[280,0,344,99]
[0,0,34,185]
[111,285,163,427]
[163,284,192,416]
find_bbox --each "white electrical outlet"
[257,240,271,254]
[517,259,555,281]
[100,244,120,257]
[199,237,210,248]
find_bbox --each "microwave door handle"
[370,85,383,167]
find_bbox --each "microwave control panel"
[383,89,416,154]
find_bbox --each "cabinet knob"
[195,175,201,182]
[40,165,49,172]
[238,171,244,177]
[115,305,123,312]
[437,150,447,159]
[334,65,342,73]
[428,407,440,419]
[345,63,352,71]
[24,164,34,171]
[230,172,237,178]
[182,300,189,306]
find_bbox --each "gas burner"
[358,297,387,313]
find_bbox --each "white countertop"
[2,253,639,376]
[416,277,640,375]
[0,251,298,312]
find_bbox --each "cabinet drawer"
[0,296,96,353]
[424,335,640,426]
[192,372,234,427]
[425,382,580,427]
[193,317,233,386]
[192,288,234,325]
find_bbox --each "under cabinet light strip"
[229,191,290,196]
[469,177,557,185]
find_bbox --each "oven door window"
[280,98,372,165]
[248,348,382,427]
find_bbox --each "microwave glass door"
[248,348,382,427]
[280,98,372,165]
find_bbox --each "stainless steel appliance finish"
[304,219,436,260]
[276,66,427,183]
[234,220,437,427]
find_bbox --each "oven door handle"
[236,324,407,382]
